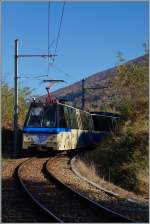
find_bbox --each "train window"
[89,114,94,130]
[74,109,78,129]
[70,108,78,129]
[26,105,57,128]
[26,107,43,127]
[87,113,92,130]
[82,112,86,130]
[42,106,56,128]
[80,111,85,130]
[80,111,83,129]
[85,113,89,130]
[70,108,73,128]
[76,111,82,129]
[80,111,91,130]
[64,106,71,128]
[59,105,67,128]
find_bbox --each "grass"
[75,156,148,201]
[75,159,101,184]
[77,114,148,197]
[2,158,10,167]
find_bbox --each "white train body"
[23,102,104,151]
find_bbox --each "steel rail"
[45,157,134,223]
[15,158,62,223]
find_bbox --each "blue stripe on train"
[23,127,71,134]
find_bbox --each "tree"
[104,53,149,120]
[2,82,33,128]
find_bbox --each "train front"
[22,102,58,151]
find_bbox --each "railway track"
[16,156,132,223]
[15,158,60,222]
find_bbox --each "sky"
[2,1,149,96]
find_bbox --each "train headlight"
[24,135,32,142]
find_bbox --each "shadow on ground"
[2,177,56,222]
[2,175,149,223]
[2,128,22,158]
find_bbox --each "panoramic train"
[90,112,121,132]
[22,99,106,151]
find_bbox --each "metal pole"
[82,78,85,110]
[12,39,58,158]
[14,39,19,157]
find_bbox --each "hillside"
[49,53,148,195]
[71,53,148,196]
[39,54,148,111]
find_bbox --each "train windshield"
[26,105,56,128]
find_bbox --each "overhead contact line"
[53,2,66,64]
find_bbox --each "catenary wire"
[52,2,66,64]
[47,0,51,56]
[47,0,52,74]
[18,75,48,79]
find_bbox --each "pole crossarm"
[43,79,65,90]
[85,86,108,90]
[18,54,57,58]
[18,75,48,79]
[43,79,64,82]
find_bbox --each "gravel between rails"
[2,158,41,223]
[18,157,119,223]
[47,155,149,223]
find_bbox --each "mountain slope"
[39,54,148,111]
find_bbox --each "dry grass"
[75,159,102,184]
[78,117,148,196]
[75,156,148,202]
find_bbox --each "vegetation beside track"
[81,132,148,196]
[2,158,9,166]
[2,82,33,128]
[2,83,34,158]
[80,53,149,196]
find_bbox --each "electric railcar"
[22,101,104,151]
[90,112,121,132]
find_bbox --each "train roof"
[90,111,122,118]
[30,100,91,114]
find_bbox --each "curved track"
[15,158,61,222]
[16,156,133,223]
[46,156,133,223]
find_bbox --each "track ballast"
[16,156,132,223]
